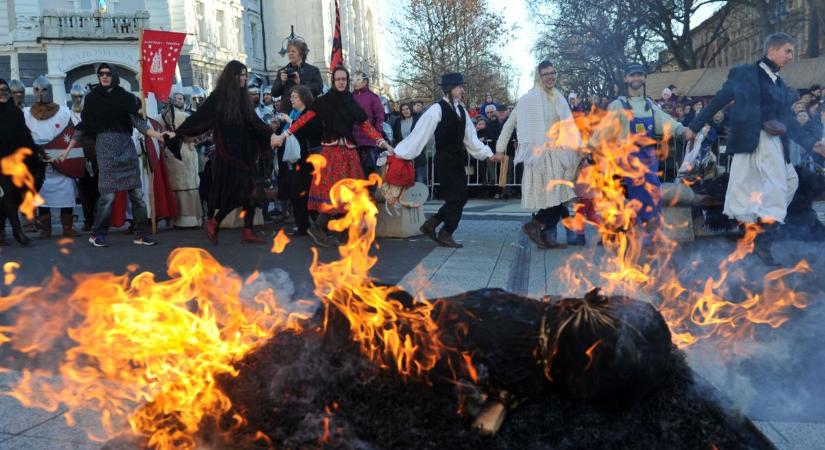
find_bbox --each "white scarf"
[513,86,582,167]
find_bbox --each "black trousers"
[78,165,99,227]
[535,204,568,230]
[433,152,468,233]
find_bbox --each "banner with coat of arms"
[140,29,187,102]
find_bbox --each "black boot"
[522,218,547,249]
[9,213,32,246]
[436,229,463,248]
[419,216,441,243]
[541,228,567,249]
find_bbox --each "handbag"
[283,135,301,163]
[384,155,415,188]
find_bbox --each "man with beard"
[161,92,203,228]
[687,33,825,266]
[496,61,583,249]
[590,63,695,248]
[0,78,44,246]
[24,75,82,239]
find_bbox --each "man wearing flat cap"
[590,62,694,247]
[393,72,504,248]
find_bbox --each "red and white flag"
[329,0,343,75]
[140,29,186,102]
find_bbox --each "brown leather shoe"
[204,218,219,245]
[419,216,441,244]
[522,219,547,249]
[37,214,52,239]
[436,229,463,248]
[542,230,568,249]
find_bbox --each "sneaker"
[133,235,158,246]
[89,234,108,247]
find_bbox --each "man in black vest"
[689,33,825,266]
[393,72,504,247]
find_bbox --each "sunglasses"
[98,71,112,77]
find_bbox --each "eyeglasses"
[540,71,557,78]
[333,77,348,82]
[98,71,112,77]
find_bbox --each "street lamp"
[278,25,305,57]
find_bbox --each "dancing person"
[687,33,825,266]
[275,85,321,236]
[497,61,583,249]
[166,60,278,245]
[589,63,695,248]
[393,72,505,248]
[57,63,165,248]
[273,66,393,247]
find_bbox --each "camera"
[283,67,298,79]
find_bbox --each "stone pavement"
[1,199,824,448]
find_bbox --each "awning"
[647,56,825,97]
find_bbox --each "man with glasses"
[495,61,583,249]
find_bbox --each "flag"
[140,29,186,102]
[329,0,343,75]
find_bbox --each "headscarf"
[311,66,368,141]
[81,63,140,137]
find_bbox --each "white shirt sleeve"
[393,105,442,160]
[463,110,494,160]
[496,109,517,154]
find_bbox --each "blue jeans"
[93,188,150,236]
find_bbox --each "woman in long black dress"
[169,60,276,245]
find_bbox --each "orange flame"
[0,248,306,448]
[307,154,327,186]
[271,229,290,254]
[0,148,45,219]
[555,109,812,353]
[3,262,20,286]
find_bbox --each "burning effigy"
[1,106,811,450]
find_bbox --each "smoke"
[240,267,320,319]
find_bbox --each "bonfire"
[0,107,811,449]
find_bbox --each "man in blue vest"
[393,72,504,248]
[590,63,695,248]
[688,33,825,266]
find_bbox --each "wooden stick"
[138,30,157,234]
[472,401,506,436]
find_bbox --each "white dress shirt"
[393,98,493,161]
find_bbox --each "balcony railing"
[40,10,150,40]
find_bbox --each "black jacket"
[271,62,324,114]
[391,114,419,146]
[689,62,817,155]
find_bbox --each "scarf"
[81,63,139,137]
[311,78,368,142]
[513,83,582,166]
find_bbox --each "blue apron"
[618,97,661,227]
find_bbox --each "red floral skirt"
[308,143,365,213]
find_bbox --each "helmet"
[70,82,87,112]
[32,76,53,104]
[9,79,25,107]
[190,86,205,111]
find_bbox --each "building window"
[216,10,226,48]
[251,22,260,59]
[234,17,242,52]
[196,2,206,42]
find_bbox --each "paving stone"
[0,396,63,435]
[753,421,825,450]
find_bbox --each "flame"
[0,248,306,448]
[271,229,290,254]
[3,262,20,286]
[0,148,45,219]
[307,154,327,186]
[584,339,602,371]
[555,109,812,353]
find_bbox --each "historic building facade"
[0,0,387,105]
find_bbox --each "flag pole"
[138,30,158,234]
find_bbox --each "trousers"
[433,152,467,233]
